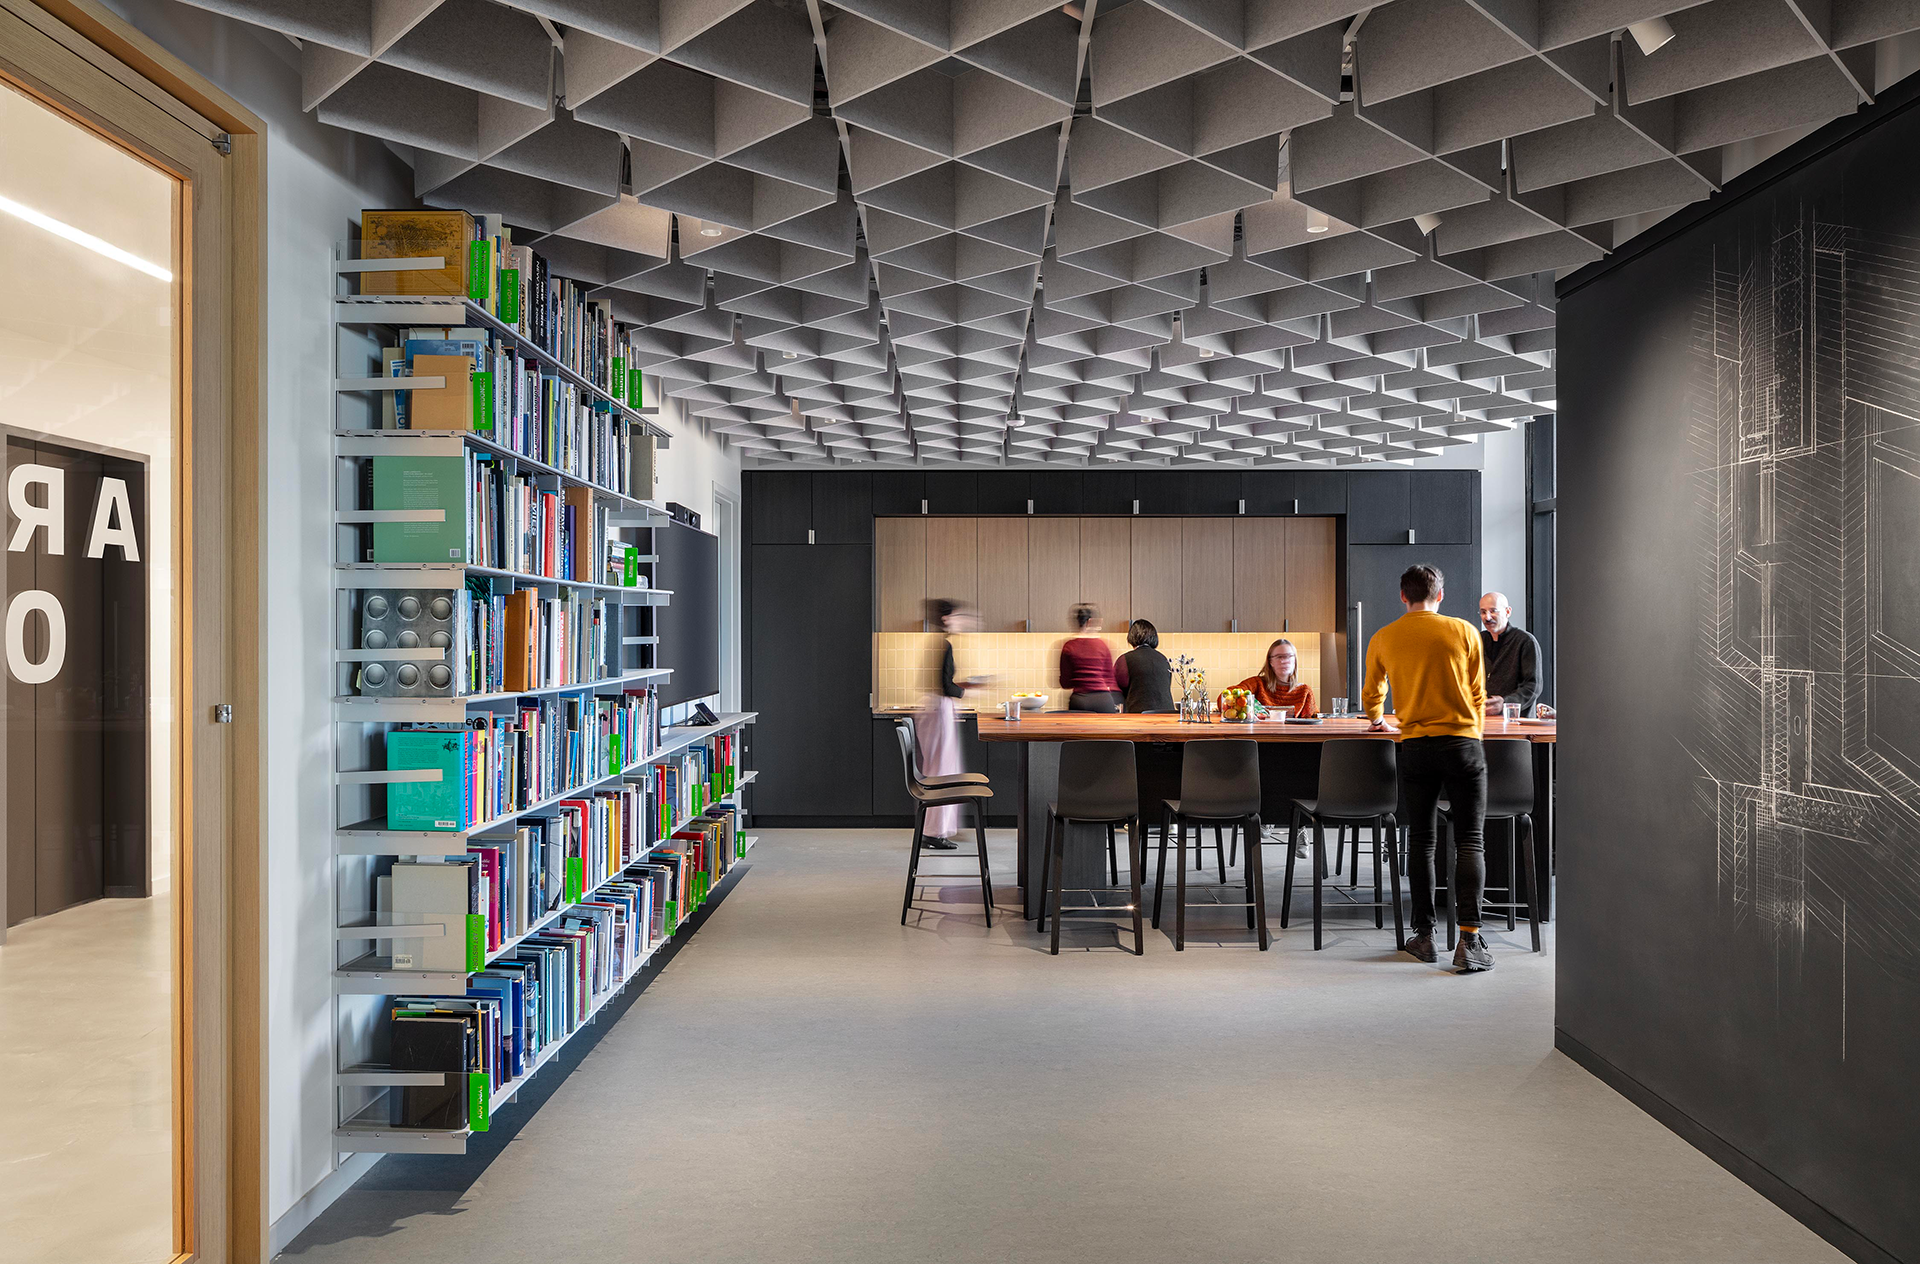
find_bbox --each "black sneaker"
[1454,931,1494,972]
[1402,931,1437,963]
[922,836,960,851]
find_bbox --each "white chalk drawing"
[1688,201,1920,1054]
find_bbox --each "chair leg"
[1505,818,1518,932]
[1280,807,1300,929]
[1384,813,1405,950]
[1175,819,1189,951]
[1521,814,1542,953]
[1049,815,1066,955]
[1152,813,1170,929]
[1373,816,1385,929]
[1227,823,1238,869]
[1038,811,1057,933]
[974,800,993,930]
[1129,816,1145,956]
[1250,814,1270,950]
[1242,825,1256,932]
[1213,825,1226,885]
[902,803,926,925]
[1312,821,1326,951]
[1333,825,1344,878]
[1107,824,1118,888]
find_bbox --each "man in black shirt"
[1477,592,1541,716]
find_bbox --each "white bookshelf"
[327,248,755,1155]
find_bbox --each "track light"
[1306,209,1330,234]
[1414,212,1443,235]
[1626,16,1675,54]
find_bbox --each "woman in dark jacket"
[1114,619,1175,713]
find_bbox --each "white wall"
[1480,424,1529,617]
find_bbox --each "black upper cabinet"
[1137,469,1242,515]
[1028,470,1083,514]
[923,471,978,513]
[1410,471,1475,544]
[1293,471,1348,515]
[1082,469,1137,514]
[872,470,925,515]
[813,471,873,543]
[976,471,1030,515]
[1348,543,1481,634]
[1242,470,1298,514]
[748,471,813,544]
[1346,471,1412,543]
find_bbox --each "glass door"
[0,67,180,1264]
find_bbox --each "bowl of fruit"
[1011,692,1047,710]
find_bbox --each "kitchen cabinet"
[1285,516,1339,632]
[1294,471,1348,516]
[976,471,1030,515]
[812,470,872,543]
[1241,470,1298,515]
[1181,518,1236,632]
[1348,542,1479,649]
[1410,470,1475,544]
[1129,518,1182,631]
[1232,516,1288,631]
[924,471,978,513]
[1027,517,1082,631]
[925,516,978,611]
[977,518,1029,630]
[1139,470,1241,515]
[748,471,813,544]
[1082,469,1137,515]
[1080,517,1131,629]
[1347,471,1412,543]
[876,517,928,632]
[1029,470,1083,514]
[750,544,872,817]
[872,470,925,515]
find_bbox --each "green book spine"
[627,366,644,408]
[725,765,735,794]
[611,355,624,400]
[564,857,583,906]
[465,914,485,972]
[467,241,488,305]
[500,268,520,326]
[664,901,677,936]
[624,546,638,587]
[610,733,622,774]
[471,370,494,433]
[468,1071,490,1133]
[371,456,467,563]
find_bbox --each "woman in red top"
[1058,603,1121,712]
[1229,638,1316,717]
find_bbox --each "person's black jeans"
[1401,736,1487,933]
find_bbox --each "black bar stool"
[1038,740,1145,955]
[897,717,989,789]
[1282,739,1402,951]
[1151,740,1269,951]
[1443,738,1542,953]
[892,723,994,928]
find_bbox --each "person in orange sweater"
[1363,564,1493,973]
[1227,638,1316,717]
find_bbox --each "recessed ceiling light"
[1306,209,1330,234]
[783,350,799,359]
[1199,348,1215,358]
[699,224,724,237]
[1626,17,1675,54]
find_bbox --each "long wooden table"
[976,712,1556,923]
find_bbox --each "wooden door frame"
[0,2,265,1261]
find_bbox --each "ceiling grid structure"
[183,0,1920,466]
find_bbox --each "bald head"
[1479,592,1512,635]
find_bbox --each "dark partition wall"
[1557,88,1920,1264]
[654,521,719,707]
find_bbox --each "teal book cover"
[387,728,467,831]
[372,455,467,562]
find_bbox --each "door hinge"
[211,132,232,155]
[214,704,234,723]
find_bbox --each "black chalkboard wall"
[1557,82,1920,1264]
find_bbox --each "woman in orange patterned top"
[1228,638,1316,717]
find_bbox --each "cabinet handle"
[808,528,815,544]
[1407,529,1416,544]
[1237,499,1246,515]
[1027,498,1034,514]
[1132,499,1140,515]
[921,499,929,514]
[1231,618,1238,632]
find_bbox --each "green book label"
[664,901,677,935]
[465,914,486,972]
[500,269,520,325]
[611,355,624,396]
[471,370,494,433]
[725,766,736,794]
[466,241,488,305]
[696,872,709,903]
[624,546,638,587]
[468,1071,490,1133]
[564,857,583,906]
[628,366,644,408]
[610,733,622,773]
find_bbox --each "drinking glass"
[1502,703,1520,727]
[1331,696,1349,718]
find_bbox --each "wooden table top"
[975,713,1557,743]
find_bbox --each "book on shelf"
[389,860,484,973]
[385,729,467,831]
[359,209,473,297]
[387,1013,474,1129]
[371,455,467,563]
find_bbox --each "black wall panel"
[1557,91,1920,1262]
[1346,544,1481,658]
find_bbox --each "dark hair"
[928,598,958,627]
[1127,619,1159,649]
[1400,565,1444,604]
[1072,603,1098,630]
[1259,638,1299,692]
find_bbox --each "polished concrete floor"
[285,830,1844,1264]
[0,892,173,1264]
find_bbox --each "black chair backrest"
[893,719,918,790]
[1179,740,1261,817]
[1057,740,1139,821]
[1484,739,1536,817]
[1317,739,1399,818]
